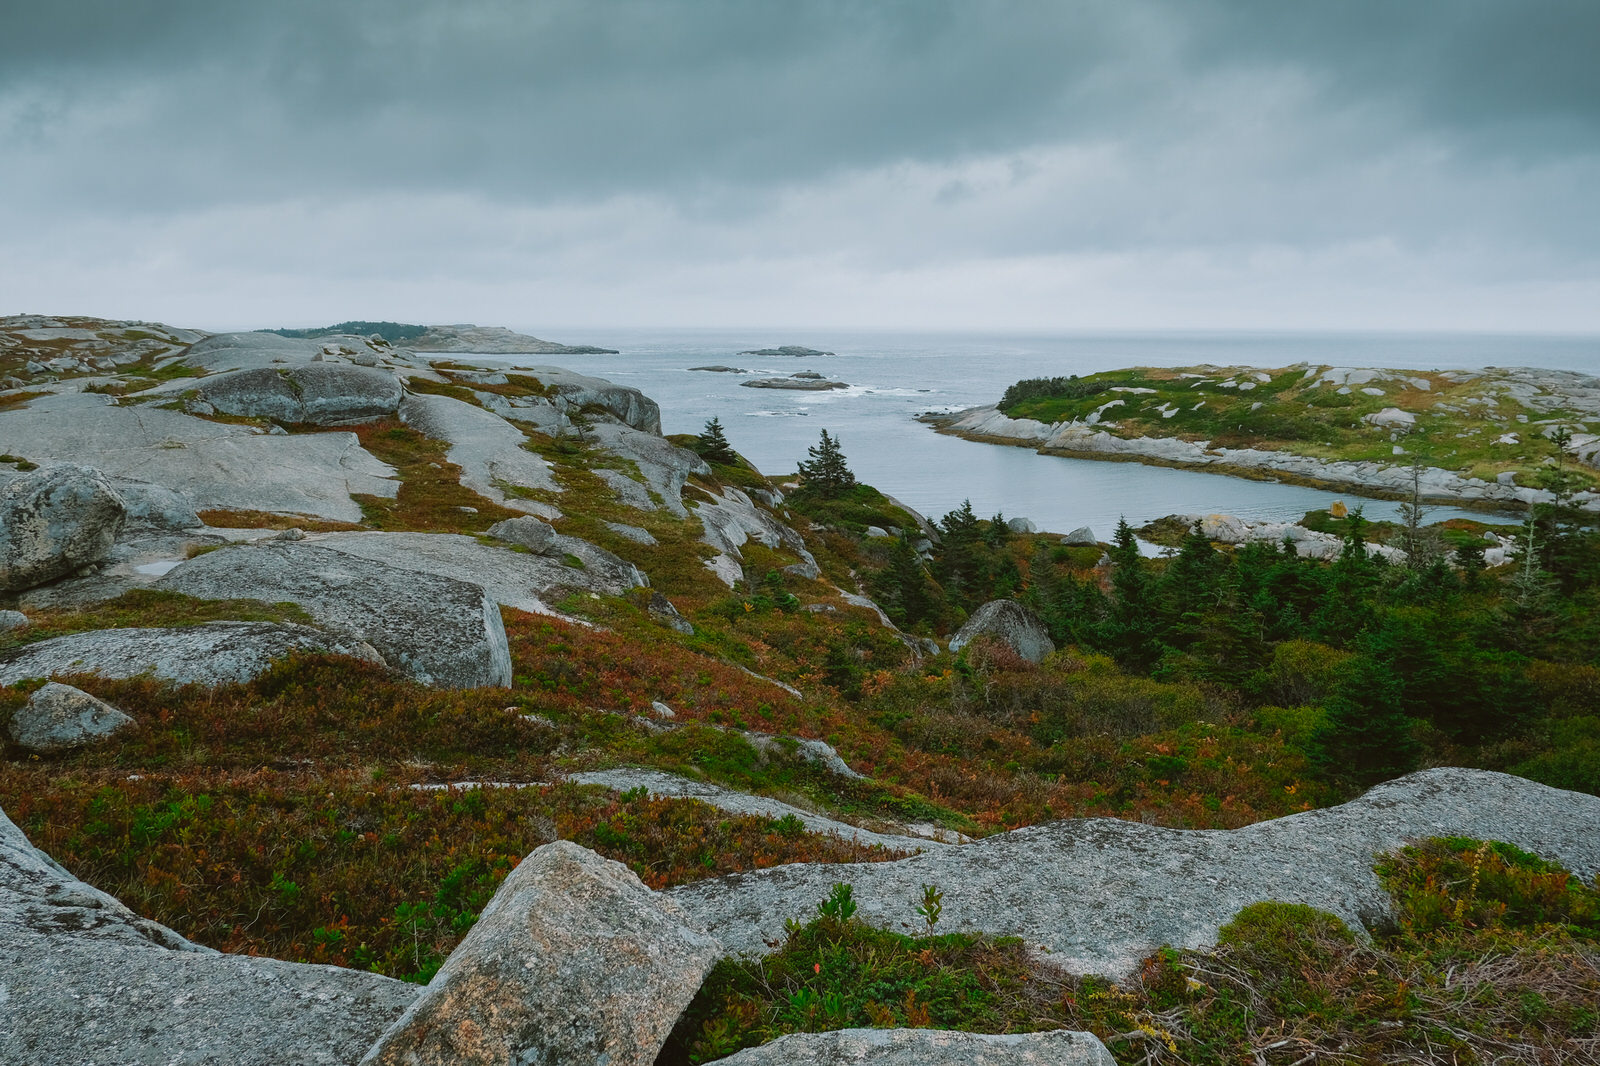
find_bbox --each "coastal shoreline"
[924,406,1599,516]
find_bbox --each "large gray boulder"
[0,800,416,1066]
[195,363,403,425]
[1060,526,1098,546]
[0,621,385,686]
[157,541,512,688]
[948,600,1055,663]
[668,768,1600,980]
[360,840,721,1066]
[0,464,127,591]
[6,682,134,753]
[486,515,556,554]
[718,1028,1113,1065]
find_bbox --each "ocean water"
[500,329,1599,536]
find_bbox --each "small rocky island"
[737,345,834,358]
[931,364,1600,513]
[741,372,848,391]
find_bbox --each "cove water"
[500,329,1599,536]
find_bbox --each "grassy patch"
[350,420,523,532]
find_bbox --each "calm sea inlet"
[497,330,1600,537]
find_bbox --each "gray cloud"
[1,1,1596,329]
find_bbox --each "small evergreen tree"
[1310,641,1420,788]
[695,417,737,464]
[796,429,856,498]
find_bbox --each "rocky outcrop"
[570,769,937,852]
[306,530,646,613]
[399,392,560,510]
[404,324,618,355]
[718,1028,1113,1065]
[5,682,135,753]
[0,464,127,591]
[108,476,202,532]
[1,391,399,522]
[948,600,1055,663]
[1164,513,1413,564]
[738,346,834,358]
[0,800,417,1066]
[156,542,512,688]
[486,514,557,553]
[667,768,1600,980]
[741,376,848,391]
[360,840,719,1066]
[0,621,385,686]
[180,330,398,373]
[1060,526,1098,546]
[936,402,1600,513]
[194,363,403,425]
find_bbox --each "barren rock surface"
[0,391,399,522]
[360,840,718,1066]
[717,1028,1114,1065]
[157,540,512,688]
[0,621,385,686]
[668,768,1600,978]
[570,768,937,851]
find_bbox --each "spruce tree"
[695,417,737,464]
[796,429,856,498]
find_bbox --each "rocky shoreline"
[928,404,1600,514]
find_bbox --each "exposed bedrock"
[156,541,512,688]
[0,622,386,686]
[667,768,1600,980]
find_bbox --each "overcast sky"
[3,0,1597,333]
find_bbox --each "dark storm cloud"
[2,1,1597,329]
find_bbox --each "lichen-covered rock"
[359,840,721,1066]
[648,590,693,633]
[486,514,556,554]
[716,1028,1114,1065]
[948,599,1055,663]
[195,363,403,425]
[1,391,399,523]
[1006,516,1037,534]
[399,392,560,510]
[108,476,202,531]
[0,609,27,631]
[1,800,416,1066]
[0,621,385,686]
[0,464,127,591]
[668,768,1600,980]
[6,682,134,753]
[1060,525,1098,546]
[157,541,512,688]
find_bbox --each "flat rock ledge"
[0,621,384,686]
[718,1027,1114,1065]
[1,801,416,1066]
[360,840,720,1066]
[667,768,1600,979]
[570,768,940,852]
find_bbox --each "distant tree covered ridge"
[259,321,429,342]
